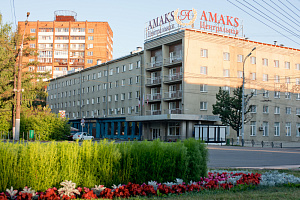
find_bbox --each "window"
[87,59,93,64]
[286,122,291,136]
[135,106,139,113]
[88,29,94,33]
[223,52,230,61]
[296,108,300,115]
[128,92,132,99]
[200,66,207,75]
[135,91,140,98]
[263,121,269,136]
[237,71,243,78]
[263,90,269,98]
[97,97,100,103]
[251,89,257,96]
[275,106,280,114]
[102,96,106,102]
[200,49,208,57]
[136,76,140,83]
[115,80,119,87]
[88,44,93,48]
[86,99,89,105]
[108,82,112,89]
[129,63,133,70]
[274,60,279,68]
[262,58,268,66]
[297,123,300,137]
[128,77,133,85]
[122,65,126,72]
[98,71,102,78]
[121,79,125,86]
[263,106,269,113]
[296,78,300,85]
[275,75,280,83]
[237,54,243,63]
[263,74,268,81]
[274,122,280,136]
[121,107,125,115]
[223,86,230,92]
[121,93,125,100]
[137,60,141,68]
[97,84,101,91]
[250,121,256,136]
[285,77,290,84]
[88,36,94,40]
[297,93,300,100]
[128,107,132,114]
[250,56,256,64]
[296,64,300,70]
[108,95,112,102]
[168,122,181,136]
[200,102,207,110]
[285,92,291,99]
[115,94,118,101]
[30,43,35,48]
[285,61,290,69]
[223,69,230,77]
[200,84,207,92]
[87,51,93,56]
[286,107,291,114]
[116,67,120,74]
[109,68,113,75]
[250,105,257,113]
[30,28,36,33]
[250,72,256,80]
[274,91,280,98]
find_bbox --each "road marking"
[208,147,300,154]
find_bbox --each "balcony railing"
[146,60,163,69]
[146,110,162,115]
[164,90,182,99]
[146,77,162,85]
[164,108,182,114]
[146,93,162,101]
[164,55,182,66]
[164,72,183,82]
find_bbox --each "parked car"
[72,132,94,141]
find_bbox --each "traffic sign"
[81,118,85,123]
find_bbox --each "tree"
[212,86,253,137]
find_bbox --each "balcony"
[146,93,162,102]
[145,77,162,87]
[164,90,182,101]
[164,73,183,84]
[146,60,163,71]
[164,108,182,114]
[164,55,182,67]
[146,110,162,115]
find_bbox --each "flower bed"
[0,172,262,200]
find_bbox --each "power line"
[227,0,300,46]
[285,0,300,15]
[12,0,17,28]
[276,0,300,23]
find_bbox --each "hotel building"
[47,28,300,143]
[18,11,113,78]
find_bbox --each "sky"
[1,0,299,59]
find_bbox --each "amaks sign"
[145,9,241,40]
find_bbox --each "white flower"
[21,186,36,197]
[57,180,80,197]
[6,187,18,199]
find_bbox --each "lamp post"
[241,47,256,146]
[15,12,30,140]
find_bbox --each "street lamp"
[241,47,256,146]
[15,12,30,140]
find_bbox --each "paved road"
[207,145,300,170]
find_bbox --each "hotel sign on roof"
[145,8,242,41]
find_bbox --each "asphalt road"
[207,145,300,169]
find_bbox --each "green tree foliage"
[0,14,65,138]
[212,86,253,136]
[20,106,70,140]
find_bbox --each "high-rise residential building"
[18,11,113,78]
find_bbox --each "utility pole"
[15,12,30,141]
[241,47,256,146]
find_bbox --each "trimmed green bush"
[0,139,208,192]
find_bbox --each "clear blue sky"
[1,0,299,59]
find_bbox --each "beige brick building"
[47,28,300,143]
